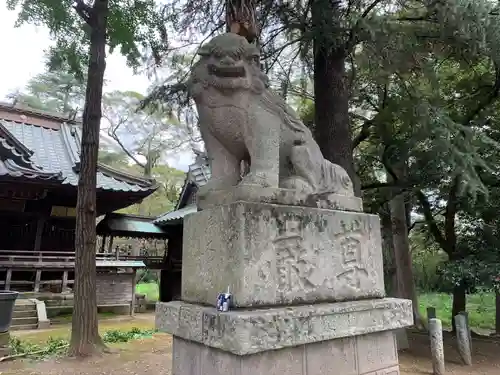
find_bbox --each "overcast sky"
[0,7,194,171]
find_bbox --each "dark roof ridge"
[0,121,34,160]
[68,123,158,189]
[0,102,81,125]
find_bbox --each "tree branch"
[462,62,500,126]
[415,190,450,253]
[444,176,459,253]
[352,118,373,149]
[73,0,92,25]
[104,115,146,169]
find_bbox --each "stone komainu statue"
[188,33,354,197]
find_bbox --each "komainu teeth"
[208,64,246,77]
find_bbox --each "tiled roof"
[154,151,210,225]
[0,118,156,193]
[0,122,62,181]
[154,204,197,225]
[187,149,211,187]
[97,212,167,238]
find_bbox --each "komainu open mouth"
[208,64,246,78]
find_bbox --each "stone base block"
[171,331,401,375]
[156,298,413,355]
[198,185,363,212]
[182,201,385,308]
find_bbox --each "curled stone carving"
[188,33,354,201]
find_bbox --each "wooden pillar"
[62,270,69,291]
[5,269,12,291]
[34,269,41,292]
[130,270,137,316]
[33,216,46,251]
[107,236,116,258]
[101,235,107,253]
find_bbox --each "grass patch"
[13,317,155,345]
[50,312,117,325]
[419,292,495,330]
[8,327,156,360]
[136,282,159,302]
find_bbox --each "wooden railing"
[0,250,165,269]
[0,250,166,292]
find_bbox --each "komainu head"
[189,33,268,98]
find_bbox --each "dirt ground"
[2,323,500,375]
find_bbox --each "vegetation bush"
[412,248,448,293]
[137,269,159,283]
[7,327,156,359]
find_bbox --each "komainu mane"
[189,33,354,197]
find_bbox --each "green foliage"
[6,0,168,77]
[419,292,496,331]
[136,282,159,302]
[7,69,86,115]
[102,327,155,343]
[9,336,68,359]
[137,269,159,284]
[8,327,156,359]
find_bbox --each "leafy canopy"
[6,0,168,79]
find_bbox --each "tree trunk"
[311,0,359,196]
[390,189,423,327]
[225,0,257,43]
[452,281,466,331]
[380,203,396,295]
[496,291,500,335]
[69,0,108,357]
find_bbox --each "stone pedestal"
[156,199,413,375]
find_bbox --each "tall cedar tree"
[7,0,167,356]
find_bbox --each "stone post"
[156,187,414,375]
[427,307,436,322]
[429,318,445,375]
[455,314,472,365]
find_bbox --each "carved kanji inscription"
[273,218,316,297]
[335,218,368,291]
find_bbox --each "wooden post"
[130,270,137,316]
[34,269,41,292]
[62,270,69,292]
[33,216,46,251]
[101,235,107,253]
[5,269,12,291]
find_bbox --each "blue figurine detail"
[216,287,232,312]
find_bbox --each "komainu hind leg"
[280,144,319,193]
[320,160,354,196]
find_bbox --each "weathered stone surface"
[189,33,354,201]
[170,333,401,375]
[357,331,398,374]
[182,201,385,308]
[197,185,363,212]
[305,337,357,375]
[156,298,413,355]
[429,318,445,375]
[455,314,472,365]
